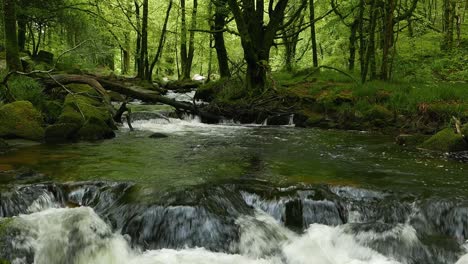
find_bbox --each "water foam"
[6,207,411,264]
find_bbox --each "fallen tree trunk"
[41,74,220,123]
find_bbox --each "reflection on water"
[0,117,466,198]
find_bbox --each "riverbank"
[196,69,468,152]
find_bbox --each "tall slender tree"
[2,0,23,71]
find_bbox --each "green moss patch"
[0,101,44,140]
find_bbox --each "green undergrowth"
[276,69,468,120]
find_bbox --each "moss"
[195,79,227,102]
[462,124,468,137]
[302,109,324,126]
[0,101,44,140]
[396,134,429,146]
[45,123,81,143]
[419,128,468,152]
[42,100,63,124]
[77,121,115,140]
[58,94,110,126]
[364,105,393,120]
[66,84,100,97]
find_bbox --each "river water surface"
[1,111,468,264]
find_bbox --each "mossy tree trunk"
[2,0,23,72]
[227,0,306,92]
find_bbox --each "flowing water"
[1,105,468,264]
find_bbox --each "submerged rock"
[149,132,168,139]
[0,101,44,140]
[419,128,468,152]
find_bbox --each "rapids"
[1,109,468,264]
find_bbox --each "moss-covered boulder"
[462,123,468,138]
[419,128,468,152]
[293,109,325,127]
[395,134,429,147]
[363,105,393,127]
[195,79,227,102]
[77,121,115,140]
[0,101,44,140]
[44,123,81,143]
[42,100,63,124]
[47,94,115,142]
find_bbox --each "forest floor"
[196,69,468,152]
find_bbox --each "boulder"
[419,128,468,152]
[34,50,54,64]
[149,132,168,139]
[266,114,291,126]
[0,101,44,140]
[294,110,324,127]
[363,105,393,127]
[44,123,80,143]
[462,123,468,138]
[53,94,116,141]
[395,134,429,146]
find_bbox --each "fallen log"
[41,74,220,123]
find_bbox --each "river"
[1,108,468,264]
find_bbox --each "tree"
[180,0,198,80]
[227,0,307,92]
[212,0,231,78]
[3,0,23,71]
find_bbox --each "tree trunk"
[309,0,318,67]
[227,0,306,92]
[17,16,26,52]
[2,0,22,71]
[381,0,395,80]
[139,0,149,79]
[185,0,197,79]
[180,0,188,79]
[148,0,173,81]
[135,0,141,73]
[348,20,359,72]
[213,0,231,78]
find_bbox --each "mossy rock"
[0,101,44,140]
[42,100,63,124]
[58,94,110,126]
[195,79,227,102]
[66,84,100,97]
[396,134,429,146]
[462,124,468,137]
[419,128,468,152]
[364,105,393,120]
[55,94,115,142]
[293,109,325,127]
[315,90,354,105]
[44,123,81,143]
[77,121,115,140]
[362,105,393,127]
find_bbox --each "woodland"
[0,0,468,155]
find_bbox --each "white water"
[6,207,415,264]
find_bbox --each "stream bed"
[1,113,468,264]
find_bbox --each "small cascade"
[1,181,468,263]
